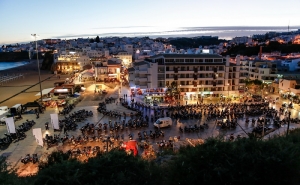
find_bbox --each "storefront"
[182,91,213,100]
[144,93,165,104]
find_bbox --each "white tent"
[35,87,54,96]
[50,114,59,130]
[32,128,43,147]
[5,117,16,134]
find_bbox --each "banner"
[5,117,16,133]
[32,128,43,147]
[50,113,59,130]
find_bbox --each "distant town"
[1,28,300,101]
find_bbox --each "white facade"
[121,44,133,55]
[231,36,252,44]
[281,58,300,71]
[129,54,245,99]
[278,79,300,96]
[116,51,132,67]
[240,60,278,83]
[129,61,158,89]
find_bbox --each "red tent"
[122,140,138,156]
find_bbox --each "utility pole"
[262,112,266,138]
[31,34,43,106]
[286,111,291,137]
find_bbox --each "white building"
[114,51,132,67]
[231,36,252,44]
[121,44,133,55]
[129,54,245,101]
[281,58,300,72]
[240,60,279,83]
[278,79,300,97]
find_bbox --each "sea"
[0,61,29,71]
[63,26,299,40]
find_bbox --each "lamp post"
[200,85,203,102]
[286,111,291,137]
[261,85,266,99]
[31,34,43,106]
[227,83,230,98]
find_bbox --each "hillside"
[169,37,227,49]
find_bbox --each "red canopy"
[122,140,138,156]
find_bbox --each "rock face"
[41,52,54,70]
[0,52,29,61]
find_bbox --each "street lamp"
[31,34,43,107]
[200,84,203,102]
[261,85,266,98]
[227,83,230,98]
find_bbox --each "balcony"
[178,70,193,74]
[139,77,148,82]
[138,70,148,74]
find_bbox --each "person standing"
[63,127,67,134]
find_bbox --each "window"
[175,59,184,63]
[165,59,173,63]
[185,59,194,63]
[205,59,213,63]
[214,59,222,63]
[195,59,203,63]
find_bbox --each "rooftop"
[151,53,223,59]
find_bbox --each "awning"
[42,98,52,102]
[35,88,54,96]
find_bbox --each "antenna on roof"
[288,20,290,33]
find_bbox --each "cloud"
[91,26,153,29]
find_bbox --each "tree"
[95,36,100,43]
[34,150,162,185]
[89,38,95,43]
[165,81,180,100]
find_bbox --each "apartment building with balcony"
[128,61,158,90]
[129,54,244,100]
[94,58,122,82]
[240,60,289,83]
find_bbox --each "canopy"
[35,88,54,96]
[42,98,52,102]
[23,102,42,108]
[122,140,138,156]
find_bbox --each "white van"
[0,106,9,124]
[154,117,172,128]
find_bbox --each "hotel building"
[129,54,245,101]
